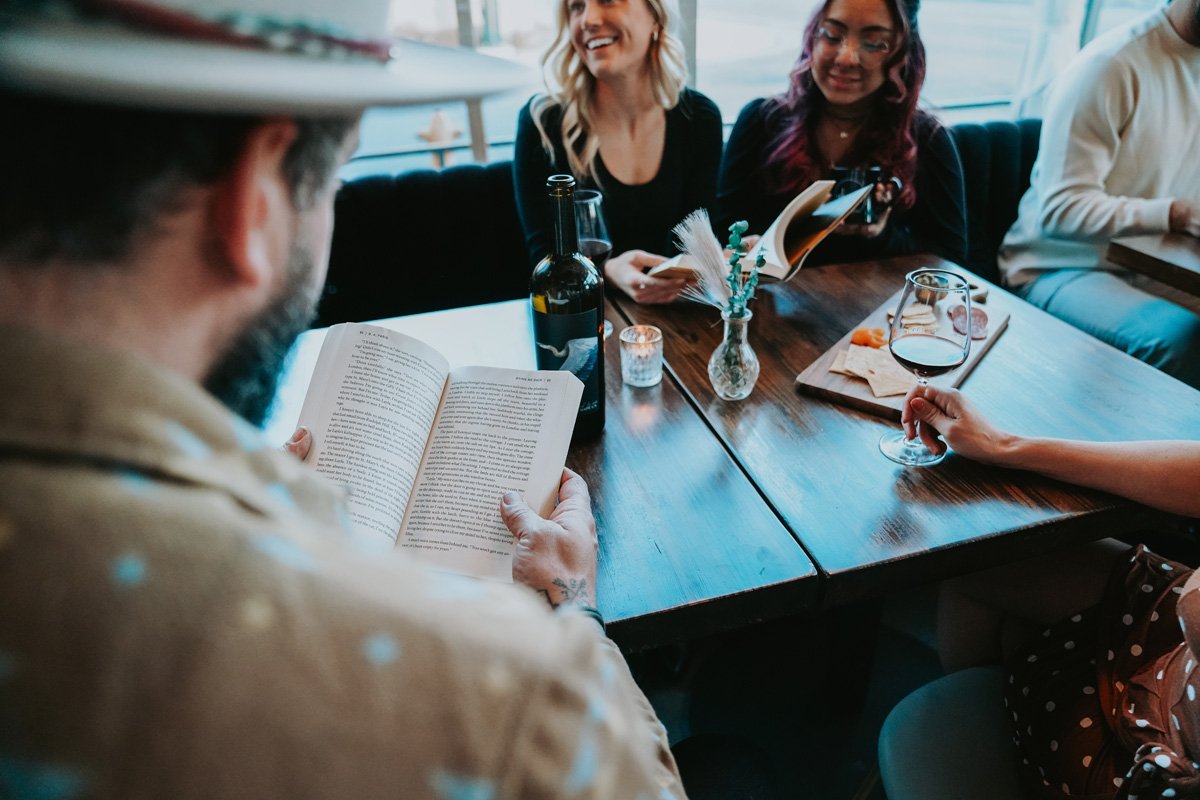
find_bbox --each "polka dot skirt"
[1005,546,1200,799]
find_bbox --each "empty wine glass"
[574,189,613,272]
[878,268,972,467]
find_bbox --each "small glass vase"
[708,309,760,401]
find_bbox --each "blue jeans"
[1016,270,1200,390]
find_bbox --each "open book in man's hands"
[296,323,583,582]
[650,180,872,282]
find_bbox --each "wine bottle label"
[533,308,603,414]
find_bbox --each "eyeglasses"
[814,25,894,65]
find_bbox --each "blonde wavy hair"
[531,0,689,185]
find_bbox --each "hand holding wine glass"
[879,269,972,467]
[575,189,687,304]
[902,385,1014,466]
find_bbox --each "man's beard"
[203,242,322,426]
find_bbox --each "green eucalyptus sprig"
[724,221,764,318]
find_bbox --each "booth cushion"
[879,666,1033,800]
[949,119,1041,284]
[315,160,529,328]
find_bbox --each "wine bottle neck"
[551,191,579,257]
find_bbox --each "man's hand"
[901,385,1016,465]
[1169,199,1200,238]
[605,249,689,305]
[500,468,598,609]
[281,426,311,461]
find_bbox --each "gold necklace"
[825,113,868,140]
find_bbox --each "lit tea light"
[619,325,664,387]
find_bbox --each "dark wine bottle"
[530,175,605,440]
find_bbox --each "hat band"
[46,0,394,63]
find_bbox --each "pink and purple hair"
[763,0,926,210]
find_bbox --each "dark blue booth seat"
[317,123,1041,327]
[949,118,1042,284]
[315,160,530,329]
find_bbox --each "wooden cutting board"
[795,288,1010,420]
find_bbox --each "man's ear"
[211,118,299,288]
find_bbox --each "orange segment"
[850,327,887,348]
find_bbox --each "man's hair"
[0,91,356,265]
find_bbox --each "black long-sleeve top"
[513,89,723,268]
[715,98,968,266]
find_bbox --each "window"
[692,0,1036,118]
[350,0,1167,174]
[345,0,549,176]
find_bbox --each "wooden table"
[1107,233,1200,296]
[265,300,819,651]
[612,254,1200,609]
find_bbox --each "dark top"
[513,88,724,267]
[716,98,968,266]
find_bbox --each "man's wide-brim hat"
[0,0,534,113]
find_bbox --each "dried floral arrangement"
[672,211,764,318]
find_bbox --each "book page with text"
[397,367,583,581]
[296,324,450,544]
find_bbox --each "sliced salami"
[949,304,989,339]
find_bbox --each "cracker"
[836,342,919,398]
[842,344,878,378]
[887,304,934,319]
[863,346,900,374]
[828,349,856,376]
[860,348,917,396]
[865,368,916,397]
[900,323,938,335]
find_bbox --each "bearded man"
[0,2,685,797]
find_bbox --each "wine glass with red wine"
[574,189,612,272]
[878,268,972,467]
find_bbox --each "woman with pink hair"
[717,0,967,265]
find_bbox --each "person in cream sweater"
[998,0,1200,388]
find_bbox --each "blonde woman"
[513,0,722,304]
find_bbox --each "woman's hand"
[729,233,761,254]
[605,249,690,304]
[901,385,1016,465]
[834,180,898,239]
[724,234,762,262]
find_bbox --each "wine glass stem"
[904,378,929,447]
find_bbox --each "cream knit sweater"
[999,8,1200,288]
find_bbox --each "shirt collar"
[0,325,347,524]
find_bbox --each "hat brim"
[0,20,536,114]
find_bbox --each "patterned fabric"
[0,327,684,799]
[1007,545,1200,799]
